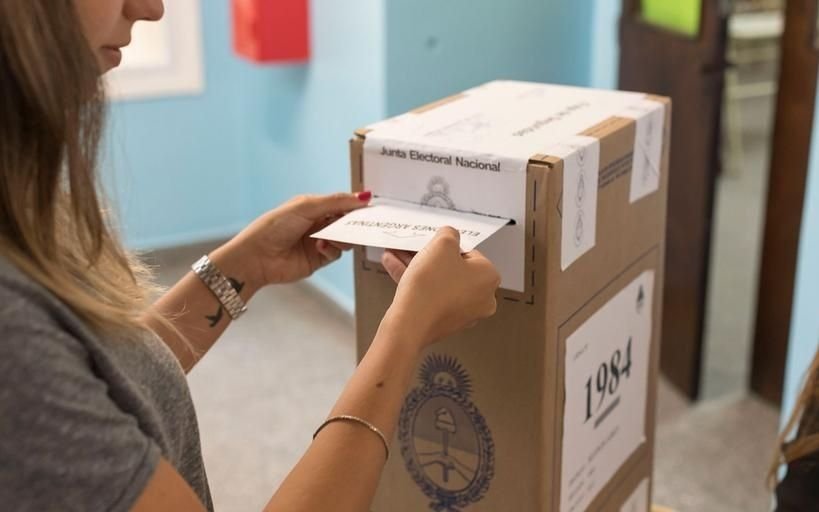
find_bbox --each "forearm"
[145,241,263,372]
[265,310,424,512]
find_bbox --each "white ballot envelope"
[311,197,511,253]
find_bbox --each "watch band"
[191,255,248,320]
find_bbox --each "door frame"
[751,0,819,405]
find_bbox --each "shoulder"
[0,255,69,321]
[0,258,161,512]
[0,254,96,331]
[0,257,93,382]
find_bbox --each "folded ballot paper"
[311,197,511,253]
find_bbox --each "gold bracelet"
[313,415,390,461]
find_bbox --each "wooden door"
[619,0,728,399]
[752,0,819,405]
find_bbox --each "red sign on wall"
[232,0,310,63]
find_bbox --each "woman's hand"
[220,192,371,289]
[380,227,500,349]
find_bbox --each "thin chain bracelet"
[313,415,390,461]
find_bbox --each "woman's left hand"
[221,192,371,289]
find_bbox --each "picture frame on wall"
[105,0,205,101]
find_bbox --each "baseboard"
[125,222,248,252]
[306,274,354,318]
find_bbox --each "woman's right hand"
[381,227,501,348]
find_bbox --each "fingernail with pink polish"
[357,190,372,202]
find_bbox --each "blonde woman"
[0,1,501,511]
[771,349,819,510]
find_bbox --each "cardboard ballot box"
[350,81,670,512]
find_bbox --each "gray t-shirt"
[0,257,212,511]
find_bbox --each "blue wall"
[385,0,595,115]
[780,74,819,429]
[106,0,251,249]
[110,1,612,310]
[235,0,385,310]
[589,0,621,89]
[109,0,385,311]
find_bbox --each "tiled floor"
[653,391,778,511]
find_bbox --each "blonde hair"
[768,348,819,488]
[0,0,158,334]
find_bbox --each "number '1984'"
[584,337,632,424]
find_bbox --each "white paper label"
[620,478,650,512]
[363,81,650,291]
[362,139,528,291]
[311,197,510,253]
[549,136,601,270]
[620,99,665,203]
[560,271,654,512]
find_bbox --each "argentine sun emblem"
[399,354,495,512]
[420,176,456,210]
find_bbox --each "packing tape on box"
[619,99,667,203]
[356,82,664,288]
[546,135,601,271]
